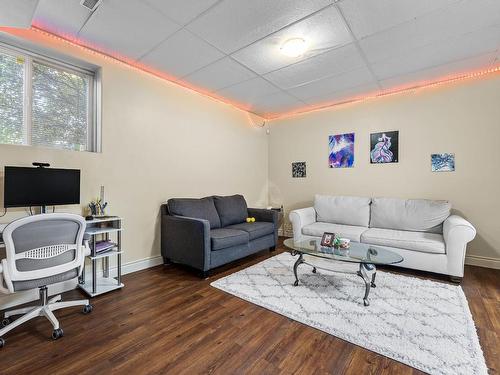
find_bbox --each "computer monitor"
[3,166,80,208]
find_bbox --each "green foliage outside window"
[0,49,93,151]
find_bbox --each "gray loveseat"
[161,195,278,277]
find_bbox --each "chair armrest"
[161,214,211,272]
[443,215,476,277]
[83,240,91,257]
[289,207,316,242]
[0,260,10,294]
[247,208,278,224]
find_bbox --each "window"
[0,45,98,152]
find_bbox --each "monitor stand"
[33,162,50,215]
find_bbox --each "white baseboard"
[465,255,500,270]
[0,255,164,310]
[122,255,163,274]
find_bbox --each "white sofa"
[289,195,476,280]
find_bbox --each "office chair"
[0,213,93,348]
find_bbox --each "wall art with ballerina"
[370,131,399,164]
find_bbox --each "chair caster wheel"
[83,304,93,314]
[52,328,64,340]
[312,267,317,273]
[371,282,376,288]
[0,338,5,348]
[1,318,11,327]
[293,280,299,286]
[363,299,370,307]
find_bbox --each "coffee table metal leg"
[293,253,304,286]
[363,284,371,306]
[358,263,376,306]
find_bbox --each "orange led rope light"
[3,25,499,120]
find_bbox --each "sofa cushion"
[314,195,371,227]
[302,222,368,242]
[213,195,248,227]
[167,197,221,229]
[226,222,274,241]
[361,228,445,254]
[210,228,249,251]
[370,197,450,233]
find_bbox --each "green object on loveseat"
[160,195,278,277]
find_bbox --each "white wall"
[268,75,500,264]
[0,29,269,308]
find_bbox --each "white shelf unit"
[78,216,124,297]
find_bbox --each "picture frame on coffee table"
[321,232,335,247]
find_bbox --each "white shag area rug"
[211,253,487,375]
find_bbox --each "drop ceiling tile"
[143,0,219,25]
[186,0,333,53]
[370,24,500,80]
[360,0,500,64]
[231,6,352,74]
[264,43,365,89]
[303,82,380,106]
[182,57,256,91]
[379,52,498,89]
[337,0,460,40]
[79,0,181,59]
[33,0,90,36]
[248,91,305,116]
[287,66,376,102]
[0,0,39,28]
[216,77,281,104]
[140,29,224,78]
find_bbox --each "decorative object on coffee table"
[320,232,335,247]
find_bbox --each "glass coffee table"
[284,238,404,306]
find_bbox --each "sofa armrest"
[248,208,278,224]
[248,208,279,245]
[289,207,316,242]
[443,215,476,277]
[161,214,211,272]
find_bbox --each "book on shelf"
[94,240,117,253]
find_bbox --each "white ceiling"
[12,0,500,117]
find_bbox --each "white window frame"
[0,42,100,152]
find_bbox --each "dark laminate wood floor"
[1,241,499,374]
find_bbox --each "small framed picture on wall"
[292,162,306,178]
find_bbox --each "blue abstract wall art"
[329,133,355,168]
[370,131,399,163]
[431,153,455,172]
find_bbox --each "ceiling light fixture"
[280,38,308,58]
